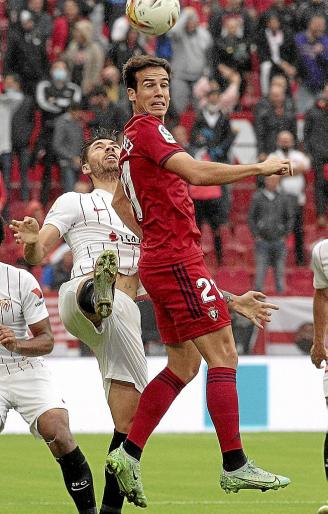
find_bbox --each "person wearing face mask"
[269,130,311,266]
[35,60,82,206]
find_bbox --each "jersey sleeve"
[43,192,80,237]
[311,242,328,289]
[136,115,185,167]
[20,270,49,325]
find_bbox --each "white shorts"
[58,277,148,398]
[324,366,328,398]
[0,362,66,437]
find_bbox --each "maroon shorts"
[139,257,231,344]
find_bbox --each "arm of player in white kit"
[0,318,54,356]
[112,181,143,240]
[10,217,61,265]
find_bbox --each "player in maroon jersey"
[106,55,291,507]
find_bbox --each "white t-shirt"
[44,190,140,278]
[270,149,310,206]
[311,239,328,289]
[0,263,48,369]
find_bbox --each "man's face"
[128,67,170,119]
[277,131,293,150]
[84,139,121,181]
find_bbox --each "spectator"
[194,64,241,113]
[42,249,73,291]
[210,16,251,91]
[297,0,328,32]
[248,175,294,293]
[304,85,328,227]
[63,19,105,97]
[295,15,328,113]
[87,85,129,135]
[4,9,49,95]
[52,101,84,194]
[25,199,45,226]
[257,0,297,33]
[11,77,35,203]
[0,74,24,218]
[169,7,212,114]
[35,60,82,205]
[26,0,53,43]
[256,14,297,96]
[209,0,255,42]
[103,0,125,26]
[48,0,82,62]
[100,64,130,112]
[254,83,297,161]
[107,27,146,73]
[269,130,311,265]
[190,85,236,263]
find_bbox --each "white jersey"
[311,239,328,289]
[44,189,140,278]
[0,263,48,370]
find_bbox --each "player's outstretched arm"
[112,182,143,239]
[223,290,279,329]
[311,288,328,368]
[0,318,54,356]
[164,152,292,185]
[10,218,60,265]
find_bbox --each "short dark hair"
[0,216,5,246]
[123,55,171,90]
[81,128,118,165]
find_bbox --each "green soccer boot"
[106,444,147,508]
[94,250,118,319]
[220,460,291,494]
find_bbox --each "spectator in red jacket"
[48,0,82,62]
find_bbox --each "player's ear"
[127,87,136,102]
[82,163,91,176]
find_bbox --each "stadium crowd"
[0,0,328,298]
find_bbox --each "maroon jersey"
[120,113,202,267]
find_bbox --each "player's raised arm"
[9,217,60,265]
[164,152,292,185]
[112,182,143,239]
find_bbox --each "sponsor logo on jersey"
[31,288,45,307]
[109,231,119,242]
[158,124,176,144]
[208,307,219,321]
[0,298,12,312]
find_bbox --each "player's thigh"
[193,324,238,368]
[13,365,66,437]
[140,258,231,344]
[151,298,180,344]
[103,289,148,396]
[0,376,11,433]
[58,277,107,347]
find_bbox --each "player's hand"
[0,325,18,353]
[231,291,279,329]
[259,156,293,177]
[9,217,40,245]
[310,343,328,369]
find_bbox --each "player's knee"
[41,419,74,453]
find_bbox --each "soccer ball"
[126,0,180,36]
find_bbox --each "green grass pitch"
[0,432,326,514]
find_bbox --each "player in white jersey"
[311,239,328,514]
[0,217,97,514]
[10,131,148,514]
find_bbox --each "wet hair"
[0,216,5,246]
[123,55,171,91]
[80,128,118,166]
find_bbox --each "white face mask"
[51,69,68,82]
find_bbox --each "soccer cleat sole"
[94,250,118,318]
[106,456,147,508]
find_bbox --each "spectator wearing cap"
[35,60,82,205]
[87,85,129,135]
[63,19,105,96]
[169,7,212,114]
[295,15,328,113]
[304,84,328,227]
[52,102,84,194]
[4,9,49,95]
